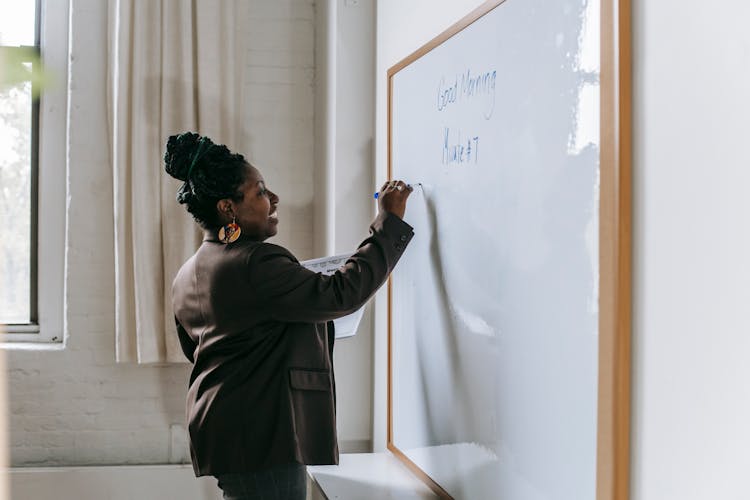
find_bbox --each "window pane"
[0,0,37,46]
[0,80,32,323]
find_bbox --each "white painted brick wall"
[242,1,316,260]
[6,0,317,467]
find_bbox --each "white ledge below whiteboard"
[307,453,438,499]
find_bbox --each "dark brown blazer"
[172,211,413,476]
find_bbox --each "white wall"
[242,0,316,260]
[376,1,750,498]
[313,0,381,453]
[6,0,318,468]
[10,465,221,500]
[631,1,750,499]
[330,0,378,453]
[314,0,378,453]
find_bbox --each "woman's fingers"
[392,180,412,193]
[383,180,408,189]
[379,180,413,199]
[380,180,399,194]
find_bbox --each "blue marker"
[373,183,421,199]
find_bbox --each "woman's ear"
[216,199,234,220]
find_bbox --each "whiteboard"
[387,1,615,499]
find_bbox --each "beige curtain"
[108,0,246,363]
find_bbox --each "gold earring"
[218,216,241,244]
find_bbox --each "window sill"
[2,324,40,334]
[0,340,64,351]
[0,325,64,348]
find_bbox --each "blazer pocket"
[289,368,331,392]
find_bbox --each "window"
[1,0,40,328]
[1,0,67,345]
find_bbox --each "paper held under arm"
[300,253,365,339]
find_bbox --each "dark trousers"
[215,463,307,500]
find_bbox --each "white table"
[307,453,438,499]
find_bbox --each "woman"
[164,132,413,500]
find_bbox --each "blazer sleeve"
[248,211,414,323]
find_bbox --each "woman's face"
[227,165,279,241]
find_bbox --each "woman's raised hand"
[377,180,413,219]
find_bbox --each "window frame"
[1,0,68,346]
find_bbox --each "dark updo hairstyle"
[164,132,248,228]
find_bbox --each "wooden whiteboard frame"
[385,1,632,499]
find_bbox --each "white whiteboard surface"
[389,1,602,498]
